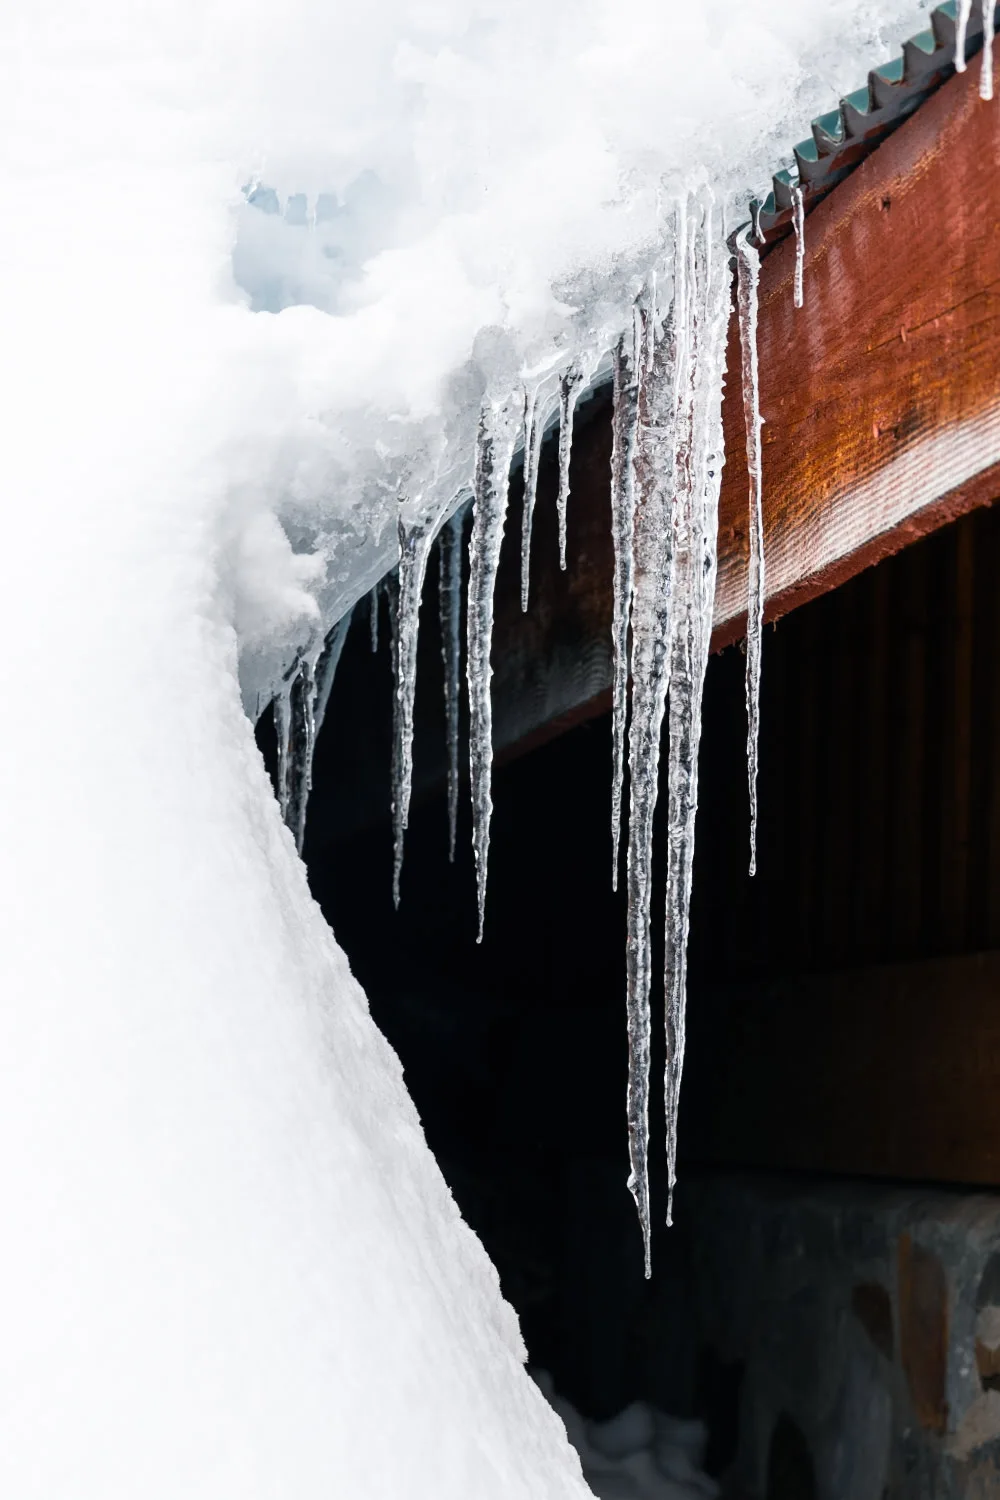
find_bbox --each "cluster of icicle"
[272,186,765,1272]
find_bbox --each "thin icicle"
[736,224,765,878]
[439,510,464,863]
[369,581,380,653]
[281,611,354,855]
[609,323,641,891]
[312,610,352,744]
[520,385,546,612]
[982,0,996,99]
[284,656,317,855]
[791,184,805,310]
[625,220,687,1277]
[556,363,587,572]
[663,197,731,1226]
[955,0,973,71]
[467,399,518,942]
[392,512,439,908]
[274,683,292,822]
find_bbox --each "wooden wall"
[684,501,1000,1185]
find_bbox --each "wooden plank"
[487,43,1000,761]
[683,950,1000,1188]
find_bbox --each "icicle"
[391,511,439,908]
[312,610,352,744]
[609,323,641,891]
[386,569,402,895]
[982,0,996,99]
[736,225,764,878]
[625,216,687,1277]
[556,363,587,572]
[284,656,317,855]
[791,184,805,310]
[955,0,973,71]
[467,399,518,942]
[369,581,380,653]
[519,385,546,612]
[439,511,464,862]
[662,197,731,1226]
[274,684,292,822]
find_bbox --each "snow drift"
[0,0,933,1494]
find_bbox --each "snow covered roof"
[753,0,996,244]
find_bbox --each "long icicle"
[439,510,464,862]
[282,610,353,856]
[625,211,686,1277]
[663,194,731,1225]
[610,318,641,890]
[285,656,317,855]
[467,400,518,941]
[520,385,546,612]
[791,183,805,310]
[982,0,996,100]
[556,363,587,572]
[274,681,292,824]
[392,512,439,907]
[369,580,380,653]
[737,224,764,877]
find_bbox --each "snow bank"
[0,0,930,1494]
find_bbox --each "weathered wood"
[684,949,1000,1188]
[489,42,1000,760]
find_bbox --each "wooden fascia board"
[488,40,1000,763]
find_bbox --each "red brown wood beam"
[714,33,1000,650]
[489,41,1000,762]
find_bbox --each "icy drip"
[736,225,765,877]
[274,685,292,822]
[312,611,352,743]
[556,364,587,572]
[983,0,996,99]
[273,613,353,856]
[392,514,439,907]
[369,581,380,653]
[520,385,546,612]
[284,657,317,854]
[610,322,641,890]
[955,0,973,70]
[467,400,518,942]
[625,230,686,1276]
[439,511,464,863]
[662,201,730,1225]
[791,184,805,310]
[386,569,402,892]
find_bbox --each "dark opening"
[257,489,1000,1494]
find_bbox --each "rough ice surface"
[737,226,765,880]
[556,363,590,572]
[467,403,519,942]
[438,511,466,862]
[610,325,641,890]
[3,0,947,1492]
[662,201,730,1226]
[519,384,548,611]
[625,262,682,1277]
[791,183,806,310]
[393,513,441,906]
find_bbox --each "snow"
[535,1377,720,1500]
[0,0,951,1493]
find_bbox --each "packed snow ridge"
[2,1,976,1496]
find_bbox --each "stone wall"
[681,1176,1000,1499]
